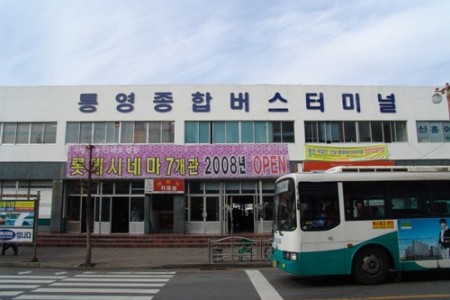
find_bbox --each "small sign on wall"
[145,179,185,194]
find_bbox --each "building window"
[0,122,57,144]
[305,121,407,143]
[254,121,268,142]
[93,122,107,143]
[358,122,372,142]
[190,197,204,221]
[66,121,174,144]
[30,123,43,143]
[134,122,146,143]
[417,121,450,143]
[43,123,57,144]
[212,122,226,143]
[121,122,134,143]
[66,123,79,144]
[161,122,175,143]
[343,121,357,142]
[80,122,93,144]
[185,121,295,144]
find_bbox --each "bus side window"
[344,182,387,220]
[346,199,385,220]
[299,182,340,231]
[432,201,449,217]
[431,181,450,217]
[389,181,431,218]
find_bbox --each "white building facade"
[0,85,449,234]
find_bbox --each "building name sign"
[77,90,397,114]
[67,144,289,179]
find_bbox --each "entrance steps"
[36,233,272,248]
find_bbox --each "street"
[1,267,450,300]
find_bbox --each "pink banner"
[66,144,289,179]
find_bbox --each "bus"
[270,166,450,284]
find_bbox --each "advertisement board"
[0,199,37,243]
[305,144,388,162]
[66,144,289,179]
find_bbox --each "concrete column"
[144,194,153,234]
[173,195,186,234]
[50,179,63,233]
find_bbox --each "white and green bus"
[271,166,450,284]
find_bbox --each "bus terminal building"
[1,84,449,235]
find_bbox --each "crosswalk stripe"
[63,278,169,282]
[55,272,67,276]
[0,291,23,296]
[0,284,38,289]
[83,271,175,275]
[6,271,175,300]
[50,282,165,288]
[75,274,173,278]
[18,271,32,275]
[0,275,65,280]
[0,280,54,284]
[33,287,160,294]
[14,295,153,300]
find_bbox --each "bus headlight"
[283,251,298,261]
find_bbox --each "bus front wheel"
[352,247,390,285]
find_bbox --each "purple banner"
[66,144,289,179]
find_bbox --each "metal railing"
[208,236,272,263]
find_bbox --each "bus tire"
[352,247,390,285]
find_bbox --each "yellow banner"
[305,144,388,162]
[0,200,35,212]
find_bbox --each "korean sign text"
[67,144,289,179]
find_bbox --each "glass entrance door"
[229,195,255,233]
[112,197,129,233]
[94,197,111,234]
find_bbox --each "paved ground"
[0,245,268,269]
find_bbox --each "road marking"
[0,279,54,284]
[33,287,160,294]
[18,271,32,275]
[10,271,174,300]
[14,295,153,300]
[75,274,173,278]
[55,271,67,276]
[0,284,38,289]
[0,291,23,296]
[84,271,175,275]
[0,275,65,280]
[63,278,169,282]
[51,282,165,287]
[245,270,283,300]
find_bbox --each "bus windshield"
[274,179,297,232]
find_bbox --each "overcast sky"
[0,0,449,87]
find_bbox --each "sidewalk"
[0,246,270,269]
